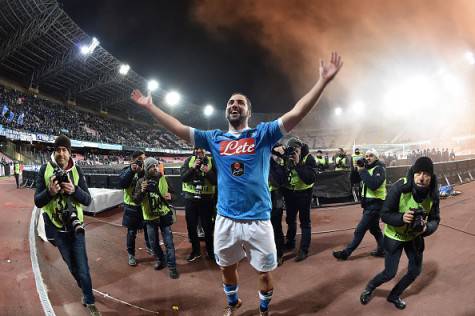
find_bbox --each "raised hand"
[319,51,343,83]
[131,89,154,110]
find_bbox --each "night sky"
[60,0,475,140]
[60,0,294,114]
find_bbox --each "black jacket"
[290,144,318,186]
[180,155,217,200]
[359,160,386,210]
[34,161,91,210]
[381,167,440,238]
[119,165,144,189]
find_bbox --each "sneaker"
[387,296,406,310]
[370,249,385,258]
[169,268,179,279]
[128,254,137,266]
[186,252,201,262]
[85,304,102,316]
[154,260,166,270]
[360,288,373,305]
[295,250,308,262]
[259,309,269,316]
[146,247,153,256]
[333,250,349,261]
[277,256,284,266]
[223,299,242,316]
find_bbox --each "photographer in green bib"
[181,147,217,263]
[133,157,179,279]
[360,157,440,310]
[34,135,100,316]
[119,150,152,266]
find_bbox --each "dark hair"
[230,92,252,113]
[132,150,145,159]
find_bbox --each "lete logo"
[220,138,256,156]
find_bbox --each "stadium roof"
[0,0,207,125]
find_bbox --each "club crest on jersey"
[231,162,244,176]
[220,138,256,156]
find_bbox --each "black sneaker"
[128,254,137,266]
[387,296,406,309]
[146,247,153,256]
[360,289,373,305]
[169,268,179,279]
[370,250,385,258]
[277,256,284,266]
[186,252,201,262]
[154,260,165,270]
[333,250,349,261]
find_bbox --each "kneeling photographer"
[133,157,179,279]
[34,135,100,316]
[181,147,217,262]
[333,149,386,260]
[360,157,440,310]
[281,138,317,262]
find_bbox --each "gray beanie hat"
[144,157,159,176]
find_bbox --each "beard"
[226,112,246,129]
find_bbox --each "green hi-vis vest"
[316,156,327,166]
[362,166,387,200]
[42,162,83,229]
[352,153,364,166]
[123,172,139,206]
[286,154,314,191]
[182,156,216,195]
[335,156,348,171]
[14,163,20,174]
[142,176,171,221]
[384,178,433,242]
[269,159,284,192]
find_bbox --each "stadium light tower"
[334,107,343,116]
[80,37,100,55]
[165,91,181,107]
[119,64,130,75]
[203,104,214,117]
[147,79,159,92]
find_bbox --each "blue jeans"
[146,221,176,269]
[127,225,151,256]
[54,231,95,304]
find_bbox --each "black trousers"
[283,188,313,253]
[184,197,215,256]
[345,208,384,255]
[14,173,20,188]
[367,236,424,298]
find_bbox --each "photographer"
[282,138,317,262]
[360,157,440,309]
[333,149,386,260]
[334,147,349,171]
[119,150,151,266]
[269,144,288,266]
[315,150,329,172]
[133,157,179,279]
[181,147,217,262]
[34,135,100,316]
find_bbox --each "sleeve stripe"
[277,118,288,136]
[189,127,195,146]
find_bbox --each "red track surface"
[2,175,475,316]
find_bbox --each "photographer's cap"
[286,137,303,148]
[144,157,159,176]
[54,134,71,153]
[413,156,434,176]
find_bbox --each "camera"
[134,159,143,168]
[410,208,426,232]
[146,179,157,192]
[194,156,209,169]
[356,157,368,168]
[192,178,204,199]
[61,202,84,234]
[53,167,69,184]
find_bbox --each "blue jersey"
[192,119,285,220]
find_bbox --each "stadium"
[1,0,475,315]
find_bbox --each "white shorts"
[214,214,277,272]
